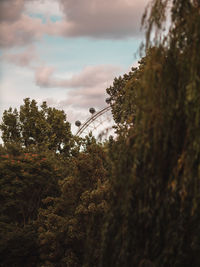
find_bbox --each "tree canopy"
[0,98,72,155]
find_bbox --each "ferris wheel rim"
[75,106,112,136]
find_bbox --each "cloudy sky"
[0,0,148,133]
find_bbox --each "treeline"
[1,0,200,266]
[0,98,111,266]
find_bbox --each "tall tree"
[100,1,200,266]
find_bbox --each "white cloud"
[24,0,63,18]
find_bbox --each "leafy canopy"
[0,98,72,155]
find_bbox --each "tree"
[37,135,110,267]
[0,144,61,227]
[0,223,39,267]
[106,68,136,127]
[0,144,63,267]
[100,1,200,266]
[106,51,159,136]
[0,98,72,155]
[106,58,146,131]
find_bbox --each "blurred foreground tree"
[100,0,200,266]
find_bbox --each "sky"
[0,0,149,135]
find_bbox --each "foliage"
[0,223,39,267]
[100,1,200,266]
[37,137,110,267]
[106,51,155,134]
[0,143,63,266]
[0,98,72,155]
[0,144,61,226]
[106,67,137,127]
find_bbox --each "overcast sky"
[0,0,149,134]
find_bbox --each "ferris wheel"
[74,100,115,140]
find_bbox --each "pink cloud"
[35,66,55,87]
[59,86,107,109]
[2,46,38,67]
[0,0,63,47]
[0,0,25,23]
[35,64,122,108]
[35,64,121,89]
[0,0,148,48]
[0,15,46,47]
[58,0,149,38]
